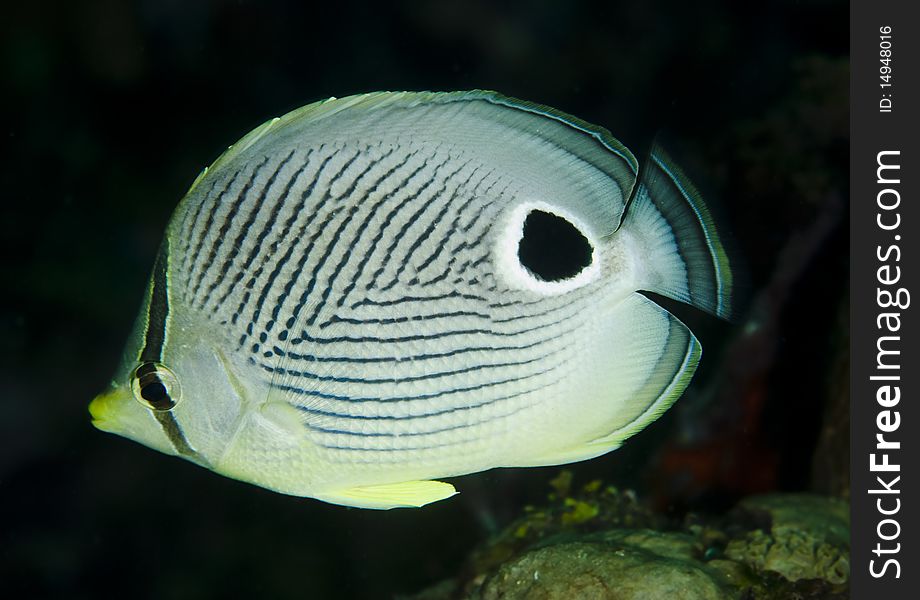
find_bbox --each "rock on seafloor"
[724,494,850,585]
[407,478,849,600]
[476,531,731,600]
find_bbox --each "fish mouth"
[88,386,122,430]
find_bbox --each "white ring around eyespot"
[494,200,601,295]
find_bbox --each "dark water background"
[2,1,847,598]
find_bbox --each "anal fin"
[315,480,457,510]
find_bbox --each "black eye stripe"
[130,360,197,458]
[153,411,199,459]
[134,361,158,379]
[141,239,170,363]
[133,240,198,458]
[132,362,177,411]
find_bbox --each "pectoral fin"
[315,479,458,510]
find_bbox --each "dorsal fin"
[619,146,734,319]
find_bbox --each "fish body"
[90,91,732,509]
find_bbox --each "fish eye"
[517,209,593,281]
[130,362,182,411]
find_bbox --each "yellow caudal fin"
[315,480,458,510]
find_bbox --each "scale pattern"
[171,139,601,460]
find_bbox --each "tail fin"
[619,146,734,319]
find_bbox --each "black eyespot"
[517,210,593,281]
[131,362,181,411]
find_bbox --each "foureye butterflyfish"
[90,91,733,509]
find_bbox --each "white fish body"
[90,91,732,509]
